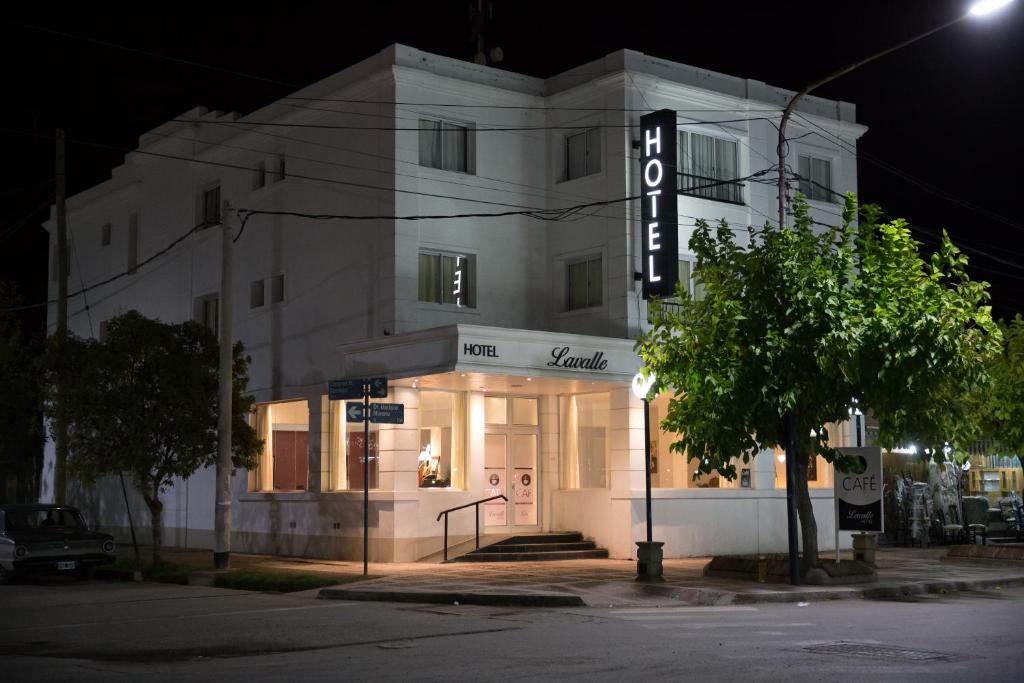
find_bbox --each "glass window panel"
[419,119,441,169]
[252,399,310,492]
[566,131,587,180]
[811,157,831,201]
[562,393,609,489]
[567,261,588,310]
[586,127,601,175]
[441,255,457,305]
[512,397,538,425]
[441,122,467,172]
[485,396,507,424]
[587,257,602,306]
[203,186,221,225]
[418,253,440,303]
[418,391,465,489]
[678,260,691,297]
[484,434,507,526]
[798,155,812,198]
[716,139,738,201]
[270,274,284,304]
[250,280,265,309]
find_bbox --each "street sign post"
[368,376,388,398]
[327,376,398,577]
[345,403,365,422]
[329,379,364,401]
[369,403,404,424]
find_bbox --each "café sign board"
[835,447,883,532]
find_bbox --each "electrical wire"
[791,111,1022,231]
[170,116,774,132]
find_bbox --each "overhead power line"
[791,112,1022,232]
[171,116,773,132]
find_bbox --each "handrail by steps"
[436,495,508,562]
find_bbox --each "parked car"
[0,504,116,582]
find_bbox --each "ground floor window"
[325,399,379,491]
[418,390,467,489]
[774,446,832,489]
[649,393,741,489]
[561,393,609,488]
[251,399,309,492]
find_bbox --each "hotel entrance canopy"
[337,324,641,388]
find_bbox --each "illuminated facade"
[43,45,866,561]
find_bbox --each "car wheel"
[76,564,96,581]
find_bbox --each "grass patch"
[109,555,203,584]
[213,570,340,593]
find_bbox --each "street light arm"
[777,13,967,231]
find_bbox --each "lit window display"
[324,398,379,491]
[417,390,467,489]
[649,393,740,489]
[251,399,310,492]
[561,393,609,489]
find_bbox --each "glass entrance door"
[483,396,539,529]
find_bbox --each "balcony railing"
[678,172,744,205]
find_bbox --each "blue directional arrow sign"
[368,376,388,399]
[345,402,365,423]
[329,379,364,401]
[370,403,404,424]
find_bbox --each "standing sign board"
[639,109,679,299]
[835,447,883,532]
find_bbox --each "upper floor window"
[565,127,601,181]
[566,254,602,311]
[418,251,475,308]
[200,184,221,227]
[253,162,266,189]
[194,294,219,334]
[678,131,741,204]
[272,155,286,183]
[798,155,833,202]
[100,223,111,247]
[419,119,474,174]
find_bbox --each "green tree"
[44,311,262,564]
[0,282,44,502]
[980,315,1024,454]
[638,194,1000,572]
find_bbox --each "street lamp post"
[632,371,663,582]
[774,0,1014,586]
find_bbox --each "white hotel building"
[45,45,866,562]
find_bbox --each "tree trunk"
[795,454,819,570]
[143,490,163,567]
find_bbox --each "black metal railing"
[678,172,744,204]
[436,495,508,562]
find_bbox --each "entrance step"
[453,531,609,562]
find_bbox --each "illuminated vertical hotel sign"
[639,109,678,299]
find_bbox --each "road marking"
[645,621,815,628]
[610,606,759,614]
[0,601,359,633]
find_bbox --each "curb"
[319,587,585,607]
[729,574,1024,604]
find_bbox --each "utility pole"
[54,128,68,505]
[214,200,234,569]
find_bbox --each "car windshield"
[5,508,86,533]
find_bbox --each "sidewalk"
[143,546,1024,607]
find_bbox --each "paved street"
[1,577,1023,681]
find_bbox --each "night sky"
[3,0,1022,338]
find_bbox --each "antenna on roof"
[469,0,503,65]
